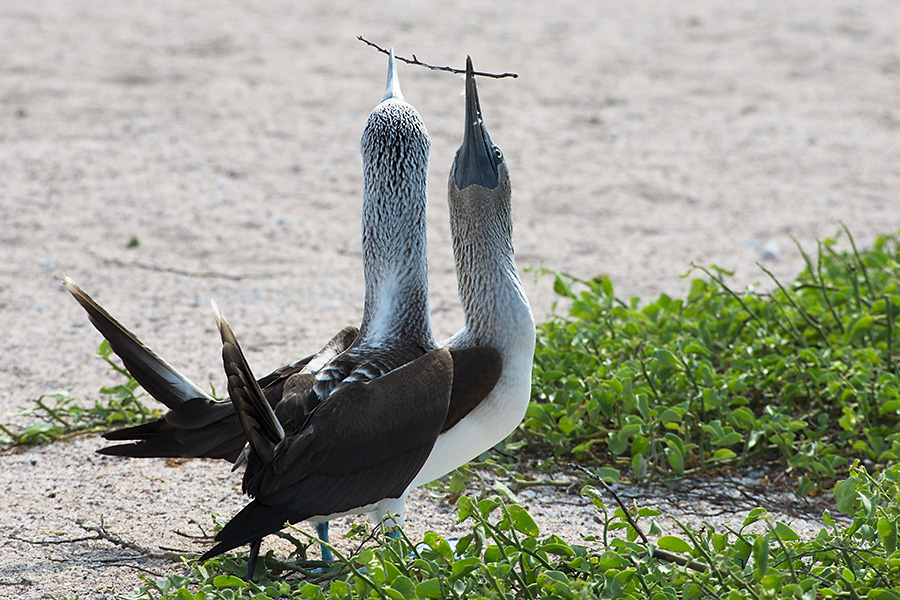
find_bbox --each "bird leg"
[315,521,333,562]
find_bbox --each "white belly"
[409,355,532,488]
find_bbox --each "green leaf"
[450,556,481,580]
[456,496,473,521]
[654,348,680,368]
[477,498,502,517]
[712,432,743,447]
[666,446,684,473]
[657,536,692,554]
[423,531,453,559]
[592,467,621,482]
[415,578,443,598]
[753,536,769,575]
[660,408,683,424]
[683,342,709,356]
[771,521,799,541]
[599,275,614,296]
[492,480,519,503]
[877,517,897,553]
[845,314,875,342]
[744,508,768,527]
[507,504,540,537]
[212,575,245,588]
[553,274,573,298]
[387,576,416,599]
[833,477,861,515]
[299,582,326,600]
[711,448,736,461]
[540,541,574,556]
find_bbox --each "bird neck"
[357,162,434,349]
[355,97,435,350]
[449,183,534,349]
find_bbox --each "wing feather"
[201,347,453,560]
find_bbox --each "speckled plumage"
[313,70,434,398]
[198,52,449,572]
[67,53,451,578]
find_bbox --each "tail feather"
[63,275,213,408]
[212,301,284,464]
[98,399,246,460]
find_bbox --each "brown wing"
[442,346,503,433]
[200,347,453,561]
[214,304,285,464]
[64,275,213,408]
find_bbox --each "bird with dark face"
[392,56,536,512]
[291,56,535,555]
[66,51,454,577]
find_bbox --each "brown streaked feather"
[97,364,306,461]
[64,274,359,460]
[63,275,212,408]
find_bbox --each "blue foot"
[315,521,333,562]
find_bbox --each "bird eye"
[493,146,503,160]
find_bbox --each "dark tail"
[98,397,246,460]
[64,275,214,408]
[64,275,245,460]
[199,499,292,562]
[212,301,284,464]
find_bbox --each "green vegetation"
[7,228,900,597]
[0,340,157,445]
[527,228,900,494]
[130,461,900,599]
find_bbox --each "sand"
[1,0,898,597]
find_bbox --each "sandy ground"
[1,0,899,597]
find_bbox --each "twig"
[571,463,650,545]
[358,36,518,79]
[11,518,186,571]
[10,533,98,545]
[72,518,186,560]
[572,463,711,572]
[173,521,213,541]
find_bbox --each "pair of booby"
[65,52,534,574]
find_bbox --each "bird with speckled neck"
[65,51,457,578]
[195,50,456,576]
[63,54,534,576]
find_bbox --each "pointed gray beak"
[383,48,404,101]
[454,56,500,190]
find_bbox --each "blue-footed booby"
[301,57,534,535]
[401,56,536,500]
[65,51,447,573]
[64,54,531,569]
[196,51,455,573]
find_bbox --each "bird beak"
[382,47,404,101]
[454,56,500,190]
